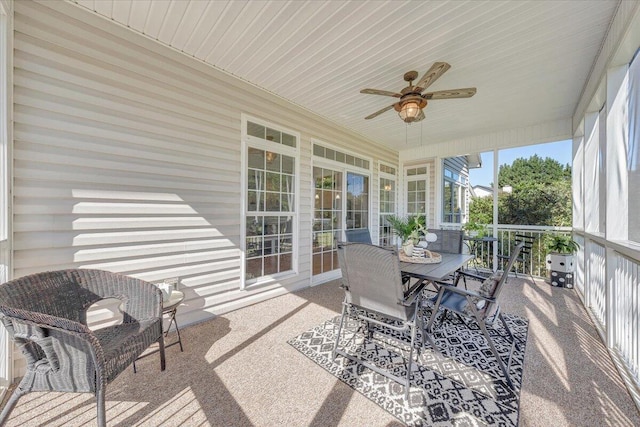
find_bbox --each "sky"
[468,139,572,188]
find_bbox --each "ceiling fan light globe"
[398,100,424,123]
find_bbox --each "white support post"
[0,0,12,395]
[605,64,630,347]
[492,148,498,271]
[583,111,600,235]
[605,65,629,241]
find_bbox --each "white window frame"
[403,164,430,219]
[441,164,467,225]
[240,114,300,289]
[378,161,397,246]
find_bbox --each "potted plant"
[386,214,427,256]
[545,233,579,288]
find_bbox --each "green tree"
[498,155,570,188]
[469,155,572,226]
[468,194,493,224]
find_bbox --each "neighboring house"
[440,156,479,225]
[471,185,493,198]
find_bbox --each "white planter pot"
[545,253,575,273]
[402,241,414,256]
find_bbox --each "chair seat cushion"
[93,319,161,382]
[478,273,502,298]
[432,291,468,313]
[431,273,502,317]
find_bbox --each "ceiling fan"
[361,62,476,123]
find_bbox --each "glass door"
[346,172,369,232]
[312,167,370,281]
[312,167,343,277]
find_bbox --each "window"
[243,118,298,284]
[379,163,396,246]
[405,166,428,215]
[441,157,469,224]
[313,143,370,169]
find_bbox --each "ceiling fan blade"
[414,62,451,92]
[365,104,395,120]
[360,88,402,98]
[423,87,477,100]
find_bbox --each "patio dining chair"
[0,269,166,427]
[344,228,373,244]
[497,234,535,283]
[425,241,525,388]
[333,243,425,401]
[426,229,468,288]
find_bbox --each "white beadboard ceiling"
[70,0,619,151]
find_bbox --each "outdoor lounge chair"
[333,243,425,401]
[425,241,525,388]
[0,269,166,427]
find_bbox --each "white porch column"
[583,111,601,235]
[605,64,630,347]
[0,0,13,395]
[572,128,585,293]
[605,65,629,242]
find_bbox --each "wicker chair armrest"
[0,307,91,334]
[3,315,104,375]
[115,283,162,322]
[78,270,163,321]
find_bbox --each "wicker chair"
[0,269,166,427]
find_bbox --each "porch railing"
[472,226,640,409]
[470,224,572,277]
[466,225,640,409]
[574,232,640,411]
[612,252,640,383]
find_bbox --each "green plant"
[386,214,427,244]
[463,221,488,237]
[545,233,579,254]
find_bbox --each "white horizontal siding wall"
[12,0,397,331]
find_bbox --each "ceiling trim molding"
[398,118,572,161]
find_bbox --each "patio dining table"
[399,253,474,297]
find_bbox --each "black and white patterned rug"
[288,310,528,426]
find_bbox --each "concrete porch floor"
[2,277,640,426]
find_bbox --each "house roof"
[70,0,620,151]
